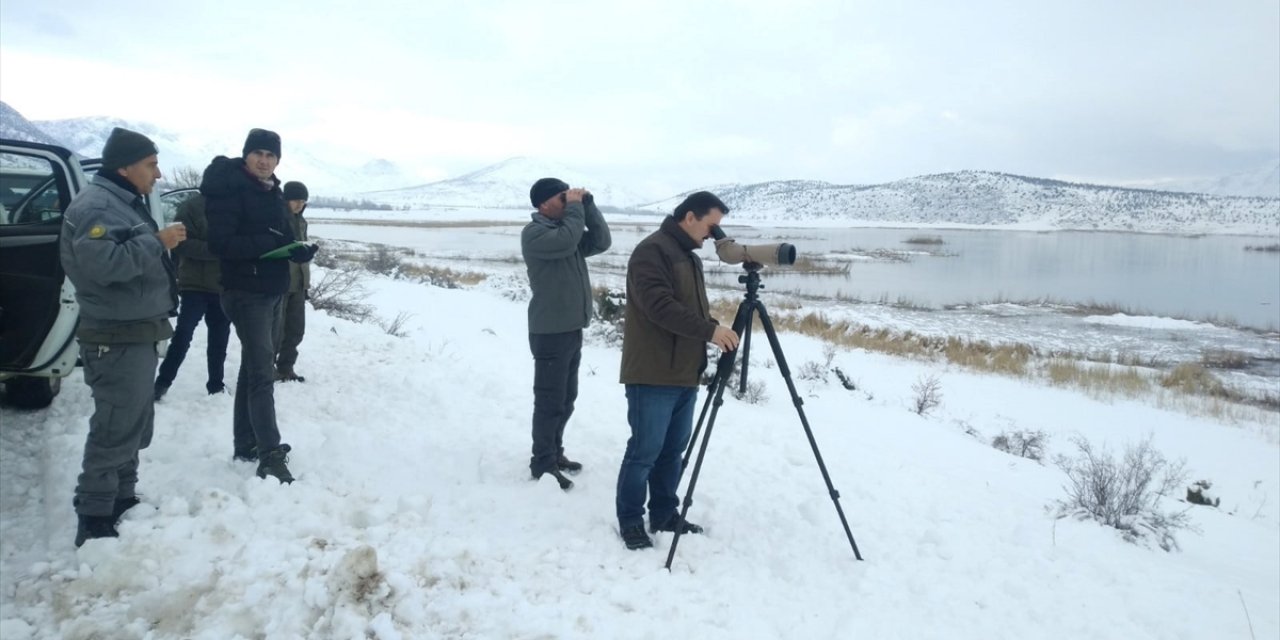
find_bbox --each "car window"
[0,153,69,227]
[156,188,200,225]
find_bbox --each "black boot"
[556,454,583,474]
[257,445,294,484]
[531,466,574,491]
[621,524,653,550]
[650,515,704,535]
[75,515,119,547]
[153,383,168,403]
[111,496,142,522]
[232,446,258,462]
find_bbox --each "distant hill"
[0,101,66,147]
[361,156,650,210]
[643,171,1279,234]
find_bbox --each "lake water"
[311,220,1280,331]
[711,227,1280,330]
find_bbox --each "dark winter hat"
[530,177,570,207]
[100,127,158,171]
[283,181,309,201]
[242,128,282,158]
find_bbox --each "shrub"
[378,311,413,338]
[991,429,1048,462]
[309,268,374,323]
[911,374,942,415]
[1053,435,1193,551]
[362,245,403,276]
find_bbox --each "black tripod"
[664,263,863,570]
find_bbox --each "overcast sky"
[1,0,1277,195]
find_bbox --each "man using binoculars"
[521,177,612,490]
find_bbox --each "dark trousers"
[274,290,306,370]
[528,330,582,474]
[615,384,697,529]
[155,290,231,393]
[221,290,284,453]
[75,342,157,516]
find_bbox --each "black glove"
[583,192,594,206]
[288,243,319,263]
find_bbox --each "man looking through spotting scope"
[615,191,739,551]
[522,178,612,491]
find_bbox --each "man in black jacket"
[203,128,317,483]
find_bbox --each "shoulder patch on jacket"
[88,225,107,239]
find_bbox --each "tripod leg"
[755,304,864,561]
[682,300,753,474]
[666,323,747,570]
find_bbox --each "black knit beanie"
[243,128,282,158]
[101,127,158,171]
[283,181,309,201]
[529,177,569,207]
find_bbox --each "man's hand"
[565,188,587,203]
[710,325,740,352]
[156,223,186,250]
[288,243,319,263]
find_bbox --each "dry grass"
[706,298,1277,420]
[1200,348,1250,370]
[398,262,488,287]
[903,235,945,245]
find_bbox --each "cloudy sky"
[1,0,1277,196]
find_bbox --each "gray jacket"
[59,174,177,343]
[521,200,612,334]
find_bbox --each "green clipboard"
[260,241,308,260]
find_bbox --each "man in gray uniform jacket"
[59,127,183,547]
[521,177,611,490]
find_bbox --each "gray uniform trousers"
[275,290,306,370]
[74,342,157,516]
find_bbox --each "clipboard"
[260,241,308,260]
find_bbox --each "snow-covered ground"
[2,217,1278,639]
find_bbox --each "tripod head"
[737,262,765,300]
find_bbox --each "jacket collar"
[660,215,698,252]
[91,173,143,206]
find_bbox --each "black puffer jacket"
[201,156,294,294]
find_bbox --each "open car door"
[0,140,87,408]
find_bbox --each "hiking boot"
[275,367,305,383]
[257,446,294,484]
[650,515,704,535]
[153,383,168,403]
[207,382,226,395]
[621,524,653,550]
[531,466,573,491]
[74,515,119,547]
[111,496,142,522]
[556,454,583,474]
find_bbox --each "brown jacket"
[620,216,717,387]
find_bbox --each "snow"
[1083,313,1209,330]
[3,232,1279,639]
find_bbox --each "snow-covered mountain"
[644,171,1280,234]
[361,157,651,210]
[0,101,66,147]
[1137,160,1280,199]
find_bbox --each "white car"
[0,139,195,408]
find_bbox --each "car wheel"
[3,376,61,409]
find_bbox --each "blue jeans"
[221,290,284,453]
[155,291,230,393]
[615,384,697,529]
